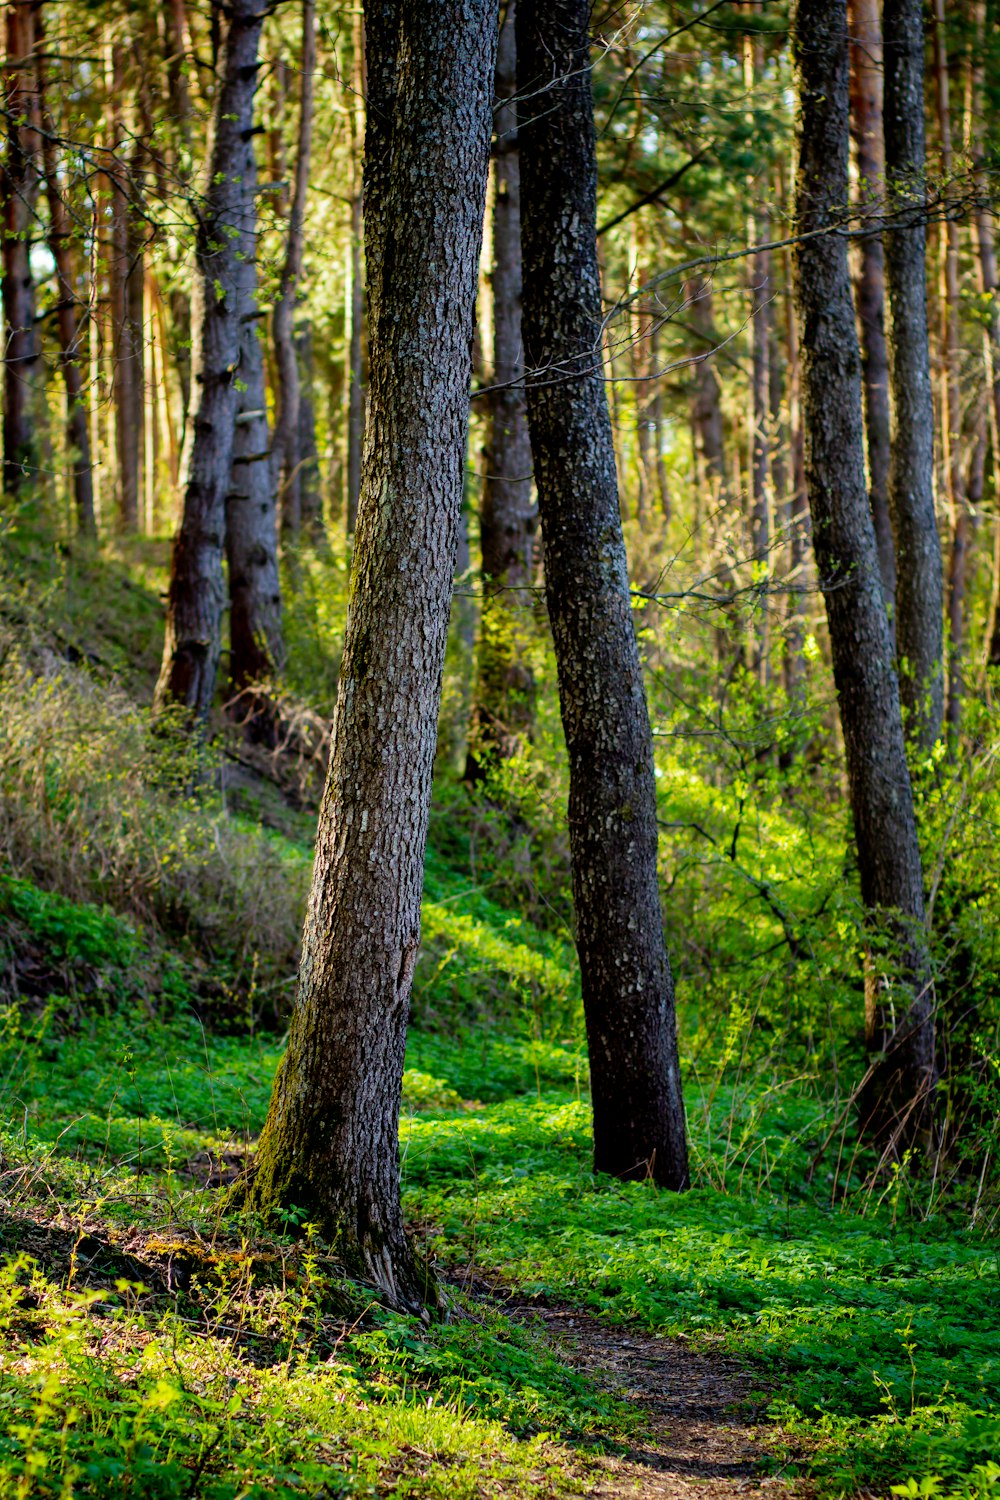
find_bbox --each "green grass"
[0,944,998,1497]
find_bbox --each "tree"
[848,0,894,628]
[931,0,968,736]
[36,11,95,538]
[793,0,936,1153]
[271,0,317,539]
[226,102,284,697]
[154,0,266,723]
[2,0,41,505]
[516,0,689,1190]
[233,0,498,1310]
[466,0,537,782]
[883,0,943,750]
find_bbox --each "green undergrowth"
[0,948,998,1497]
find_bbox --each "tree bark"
[848,0,895,631]
[271,0,316,538]
[226,118,284,695]
[517,0,689,1190]
[154,0,266,723]
[345,7,365,539]
[466,0,537,782]
[296,325,322,534]
[793,0,936,1153]
[108,44,144,534]
[931,0,968,738]
[743,13,771,683]
[883,0,944,750]
[2,0,41,504]
[233,0,497,1309]
[33,20,95,538]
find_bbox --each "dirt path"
[501,1295,797,1499]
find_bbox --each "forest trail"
[502,1296,795,1499]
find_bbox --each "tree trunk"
[2,0,41,504]
[233,0,497,1310]
[848,0,895,630]
[226,121,284,695]
[271,0,316,538]
[743,15,771,683]
[931,0,968,738]
[109,44,144,534]
[35,20,95,538]
[517,0,689,1191]
[345,7,365,539]
[883,0,944,750]
[154,0,266,723]
[793,0,936,1154]
[466,0,537,782]
[296,325,322,534]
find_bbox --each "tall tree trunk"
[226,118,284,695]
[345,7,365,539]
[35,19,95,538]
[466,0,537,782]
[970,0,1000,671]
[271,0,316,538]
[743,13,771,682]
[883,0,944,750]
[932,0,968,737]
[848,0,895,630]
[793,0,936,1154]
[782,247,809,708]
[233,0,497,1309]
[296,325,322,533]
[2,0,40,504]
[109,44,144,533]
[154,0,266,722]
[517,0,689,1191]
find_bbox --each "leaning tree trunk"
[226,121,284,696]
[232,0,497,1311]
[36,19,95,539]
[848,0,895,630]
[793,0,936,1155]
[883,0,944,751]
[517,0,689,1191]
[466,0,537,782]
[271,0,316,538]
[2,0,40,505]
[154,0,266,722]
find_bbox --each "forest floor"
[1,534,998,1496]
[494,1293,793,1500]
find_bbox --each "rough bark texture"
[272,0,316,537]
[226,126,284,694]
[793,0,936,1152]
[883,0,944,750]
[154,0,265,722]
[2,0,41,504]
[36,20,95,538]
[235,0,497,1310]
[466,0,537,781]
[517,0,689,1191]
[932,0,967,737]
[848,0,895,628]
